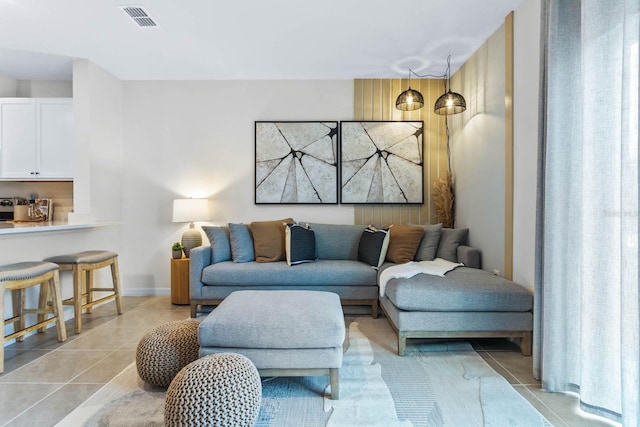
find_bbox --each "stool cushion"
[199,290,345,349]
[136,320,200,387]
[0,261,59,281]
[165,353,261,427]
[45,250,118,265]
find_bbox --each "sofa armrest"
[189,245,211,299]
[458,245,481,269]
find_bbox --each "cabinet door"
[0,99,37,178]
[37,99,73,179]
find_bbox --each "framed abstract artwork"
[255,121,338,204]
[340,121,424,204]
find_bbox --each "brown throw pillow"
[249,218,294,262]
[385,224,425,264]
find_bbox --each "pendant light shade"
[395,55,466,115]
[395,87,424,111]
[434,90,467,115]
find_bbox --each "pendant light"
[394,55,466,115]
[395,70,424,111]
[434,56,466,115]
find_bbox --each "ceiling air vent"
[120,6,158,28]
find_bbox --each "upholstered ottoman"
[199,290,345,399]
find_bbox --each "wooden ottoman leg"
[330,368,340,400]
[398,332,407,356]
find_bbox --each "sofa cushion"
[228,223,255,263]
[385,224,424,264]
[249,218,293,262]
[202,226,231,263]
[307,223,363,260]
[201,259,377,287]
[384,267,533,312]
[436,228,469,262]
[199,290,345,349]
[358,226,390,269]
[285,223,316,265]
[412,223,443,261]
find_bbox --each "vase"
[172,250,183,259]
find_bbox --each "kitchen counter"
[0,220,121,235]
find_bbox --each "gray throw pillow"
[228,223,255,263]
[412,223,443,261]
[435,228,469,262]
[285,223,316,266]
[358,226,390,270]
[202,226,231,263]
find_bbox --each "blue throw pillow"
[202,226,232,263]
[228,223,255,263]
[357,226,390,269]
[285,223,316,266]
[435,228,469,262]
[412,223,443,261]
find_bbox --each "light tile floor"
[0,296,619,426]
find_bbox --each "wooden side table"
[170,258,190,305]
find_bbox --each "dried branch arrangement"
[432,171,454,228]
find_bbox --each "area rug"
[57,317,550,426]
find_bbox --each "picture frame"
[340,121,424,204]
[255,121,339,204]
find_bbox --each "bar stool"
[45,250,123,334]
[1,261,67,373]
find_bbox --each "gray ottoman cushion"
[199,290,345,349]
[385,267,533,312]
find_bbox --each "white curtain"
[535,0,639,424]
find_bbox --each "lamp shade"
[172,198,210,223]
[434,90,466,115]
[395,87,425,111]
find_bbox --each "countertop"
[0,220,121,235]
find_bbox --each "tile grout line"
[484,352,569,426]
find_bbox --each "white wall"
[512,0,541,290]
[449,24,507,275]
[72,59,124,223]
[0,73,16,96]
[16,80,72,97]
[120,80,355,293]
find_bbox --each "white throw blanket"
[378,258,463,297]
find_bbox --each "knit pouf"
[164,353,262,427]
[136,319,200,387]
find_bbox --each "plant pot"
[172,250,183,259]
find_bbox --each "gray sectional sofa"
[189,221,533,355]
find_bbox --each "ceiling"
[0,0,522,81]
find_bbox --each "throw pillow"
[249,218,294,262]
[285,223,316,266]
[358,226,390,269]
[201,226,231,263]
[385,224,425,264]
[228,223,255,263]
[435,228,469,262]
[412,223,443,261]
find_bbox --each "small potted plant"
[172,242,184,259]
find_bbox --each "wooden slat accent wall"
[352,78,448,226]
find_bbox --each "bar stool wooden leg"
[11,289,25,342]
[73,264,84,334]
[50,270,67,342]
[37,281,50,333]
[86,269,94,314]
[111,257,124,315]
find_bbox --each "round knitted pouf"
[164,353,262,427]
[136,319,200,387]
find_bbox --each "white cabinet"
[0,98,73,180]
